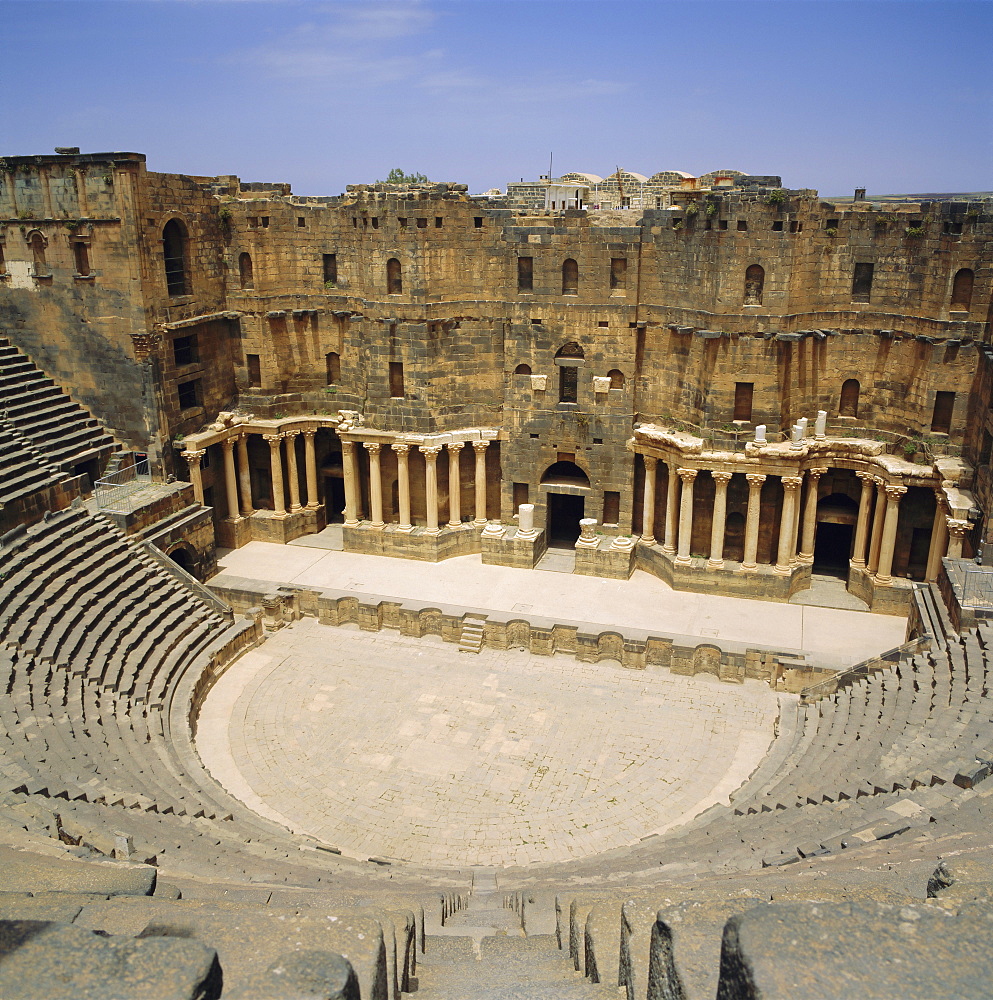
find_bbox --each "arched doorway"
[813,492,858,576]
[168,545,195,574]
[541,461,590,547]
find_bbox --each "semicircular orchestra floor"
[197,618,781,868]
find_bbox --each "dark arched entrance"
[541,461,590,548]
[813,492,858,576]
[169,546,195,573]
[322,451,345,523]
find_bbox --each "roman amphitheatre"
[1,148,992,998]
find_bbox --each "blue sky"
[2,0,991,197]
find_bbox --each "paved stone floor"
[197,619,781,868]
[214,542,908,669]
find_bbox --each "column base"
[707,558,725,569]
[640,534,657,545]
[772,564,791,576]
[446,521,462,530]
[396,523,414,533]
[674,554,692,565]
[473,517,489,527]
[798,553,814,565]
[662,544,676,555]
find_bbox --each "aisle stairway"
[416,871,617,999]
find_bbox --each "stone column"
[236,434,254,516]
[947,518,969,560]
[662,462,679,554]
[303,430,319,509]
[341,440,360,526]
[708,471,733,568]
[422,445,441,535]
[392,443,412,530]
[364,442,384,527]
[798,468,827,563]
[447,442,464,528]
[874,485,907,584]
[184,450,206,506]
[518,503,537,539]
[775,477,803,574]
[675,468,697,565]
[285,430,302,512]
[743,474,766,570]
[473,441,489,525]
[867,478,888,574]
[221,438,240,521]
[850,472,876,569]
[925,494,949,582]
[641,455,658,544]
[264,434,286,516]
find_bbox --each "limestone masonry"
[1,148,993,997]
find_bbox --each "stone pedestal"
[481,525,547,569]
[574,535,636,579]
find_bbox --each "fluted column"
[221,438,240,521]
[867,478,888,574]
[422,445,441,535]
[236,435,254,516]
[850,471,876,569]
[285,430,302,512]
[675,468,697,564]
[303,430,319,509]
[925,493,949,582]
[798,468,826,563]
[708,471,733,568]
[874,484,907,584]
[264,434,286,515]
[393,444,412,530]
[641,455,658,543]
[946,518,969,560]
[743,474,766,570]
[183,450,206,506]
[662,462,679,554]
[447,442,464,528]
[472,441,489,524]
[341,440,359,526]
[775,476,803,573]
[363,442,384,527]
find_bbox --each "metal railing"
[94,457,151,514]
[955,566,993,610]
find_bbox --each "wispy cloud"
[222,2,627,106]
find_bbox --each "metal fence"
[94,457,151,514]
[959,567,993,609]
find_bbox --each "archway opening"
[162,219,189,296]
[540,461,590,489]
[813,492,858,576]
[169,546,194,573]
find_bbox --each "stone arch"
[840,378,860,418]
[162,218,190,296]
[514,363,532,375]
[167,543,196,574]
[951,268,974,311]
[744,263,764,305]
[540,461,590,488]
[607,368,624,390]
[562,257,578,295]
[386,257,402,294]
[238,251,254,289]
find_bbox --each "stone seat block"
[715,901,993,999]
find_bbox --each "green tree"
[381,168,429,184]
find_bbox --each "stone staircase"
[416,871,617,999]
[0,335,116,477]
[458,615,486,654]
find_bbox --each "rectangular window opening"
[72,241,91,276]
[610,258,627,291]
[772,220,784,232]
[435,217,443,228]
[389,361,405,398]
[297,217,306,227]
[518,256,534,292]
[398,217,407,228]
[737,220,748,231]
[173,335,198,367]
[247,354,261,387]
[473,217,483,228]
[733,382,754,421]
[322,253,337,285]
[852,262,874,303]
[416,218,428,229]
[931,391,955,434]
[261,217,269,228]
[513,482,529,509]
[177,379,201,411]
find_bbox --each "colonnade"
[183,430,494,529]
[340,438,491,532]
[183,429,321,518]
[637,456,955,583]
